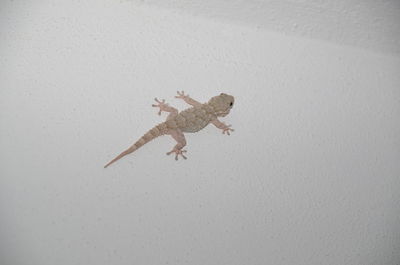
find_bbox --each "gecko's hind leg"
[152,98,178,120]
[166,129,187,160]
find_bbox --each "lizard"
[104,91,235,168]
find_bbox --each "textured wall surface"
[131,0,400,55]
[1,1,399,265]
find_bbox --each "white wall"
[1,1,399,265]
[130,0,400,55]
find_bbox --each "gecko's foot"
[166,149,187,160]
[222,125,234,135]
[152,98,170,115]
[175,90,189,99]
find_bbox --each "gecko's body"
[104,92,235,168]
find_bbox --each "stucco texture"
[1,1,399,265]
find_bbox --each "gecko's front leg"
[167,129,187,160]
[211,119,234,135]
[175,91,202,107]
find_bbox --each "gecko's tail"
[104,122,168,168]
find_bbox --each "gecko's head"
[208,93,235,117]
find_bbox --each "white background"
[1,1,399,264]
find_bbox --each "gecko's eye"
[230,102,233,107]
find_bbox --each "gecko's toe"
[167,149,187,160]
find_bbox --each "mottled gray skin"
[168,105,215,133]
[104,92,234,168]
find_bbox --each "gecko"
[104,91,235,168]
